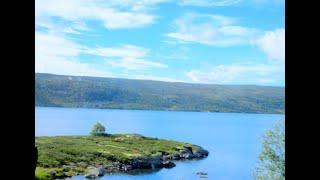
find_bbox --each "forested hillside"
[35,73,284,114]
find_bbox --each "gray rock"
[171,152,181,160]
[84,174,98,179]
[162,155,170,161]
[131,155,163,169]
[105,162,121,172]
[179,147,194,159]
[121,164,133,171]
[192,146,209,158]
[162,160,176,168]
[179,147,192,154]
[151,153,162,160]
[85,166,104,178]
[96,146,209,175]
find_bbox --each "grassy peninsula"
[35,134,209,179]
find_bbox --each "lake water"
[35,107,284,180]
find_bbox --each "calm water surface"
[35,107,284,180]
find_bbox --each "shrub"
[90,122,106,136]
[254,120,285,180]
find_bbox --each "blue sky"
[35,0,284,86]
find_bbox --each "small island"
[35,126,209,179]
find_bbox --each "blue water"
[35,107,284,180]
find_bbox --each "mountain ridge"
[35,73,285,114]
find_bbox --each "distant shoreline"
[36,73,284,114]
[35,106,284,115]
[35,72,284,88]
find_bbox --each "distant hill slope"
[35,73,285,114]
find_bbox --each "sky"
[35,0,285,86]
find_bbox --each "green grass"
[35,167,50,180]
[35,166,78,180]
[35,134,197,178]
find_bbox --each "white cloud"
[86,45,168,70]
[186,63,284,85]
[35,0,155,30]
[35,32,111,77]
[256,28,285,62]
[36,16,90,35]
[166,13,285,64]
[35,33,84,59]
[166,13,258,46]
[36,58,112,77]
[88,45,148,59]
[97,9,155,29]
[127,74,182,82]
[36,32,167,74]
[109,58,168,70]
[179,0,242,6]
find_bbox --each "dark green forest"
[35,73,284,114]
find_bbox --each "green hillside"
[35,73,284,114]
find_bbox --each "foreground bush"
[254,120,285,180]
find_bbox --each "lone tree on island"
[90,122,106,136]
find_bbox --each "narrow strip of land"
[35,134,209,179]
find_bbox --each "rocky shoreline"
[36,134,209,180]
[83,145,209,178]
